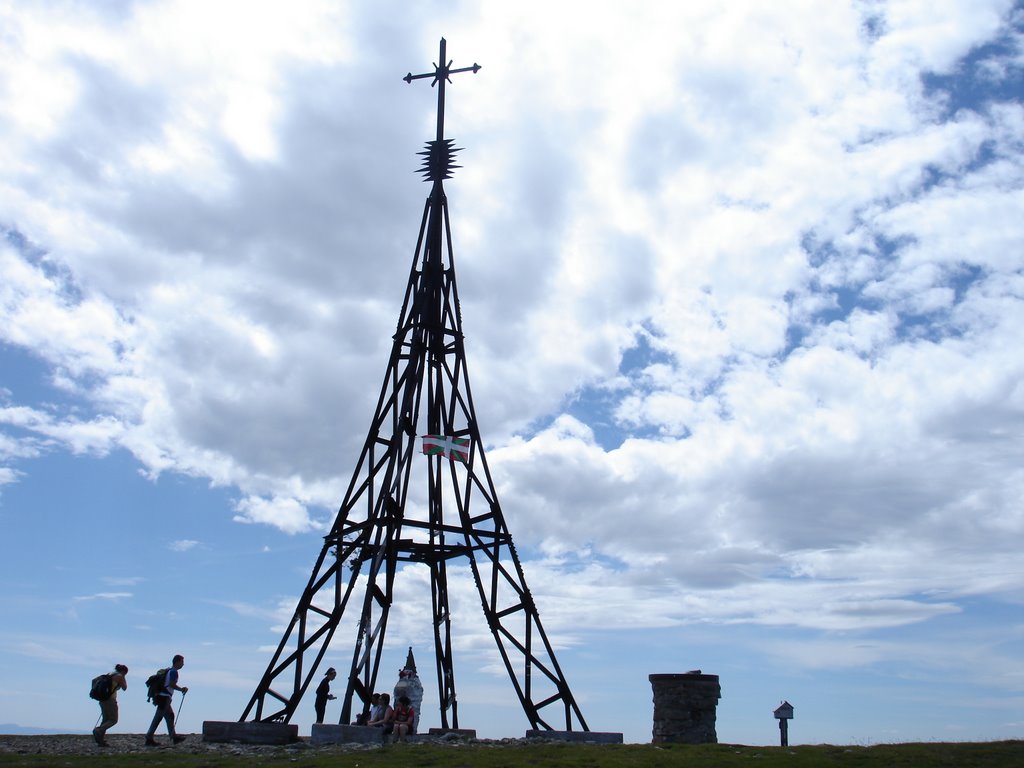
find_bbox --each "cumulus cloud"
[0,0,1022,652]
[232,495,319,535]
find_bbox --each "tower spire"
[405,38,480,185]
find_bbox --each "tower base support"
[202,720,298,744]
[525,729,623,744]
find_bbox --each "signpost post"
[773,701,794,747]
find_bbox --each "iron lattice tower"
[240,38,589,734]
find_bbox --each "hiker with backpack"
[90,664,128,747]
[145,654,189,747]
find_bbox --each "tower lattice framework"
[240,38,589,734]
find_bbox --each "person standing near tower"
[314,667,337,724]
[145,654,188,746]
[92,663,128,746]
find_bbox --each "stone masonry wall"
[649,673,721,744]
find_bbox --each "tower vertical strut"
[240,38,588,734]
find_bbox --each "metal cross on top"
[404,38,481,143]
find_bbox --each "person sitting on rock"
[392,695,415,742]
[353,692,380,725]
[367,692,393,731]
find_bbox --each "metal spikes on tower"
[240,39,589,734]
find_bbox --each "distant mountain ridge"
[0,724,86,735]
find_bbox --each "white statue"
[392,647,424,734]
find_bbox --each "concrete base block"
[525,729,623,744]
[311,724,385,745]
[202,720,299,744]
[427,727,477,739]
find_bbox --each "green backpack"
[145,668,168,703]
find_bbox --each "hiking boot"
[92,729,103,746]
[172,735,187,744]
[144,738,160,746]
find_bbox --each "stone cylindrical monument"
[649,672,721,744]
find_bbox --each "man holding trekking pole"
[145,654,189,747]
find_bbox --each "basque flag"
[421,435,470,463]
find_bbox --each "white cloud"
[232,495,319,535]
[72,592,132,601]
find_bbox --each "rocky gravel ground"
[0,732,538,757]
[0,733,336,757]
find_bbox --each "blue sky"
[1,0,1023,746]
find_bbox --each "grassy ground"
[1,740,1022,768]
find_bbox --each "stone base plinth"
[525,729,624,744]
[202,721,298,744]
[311,724,385,745]
[649,673,721,744]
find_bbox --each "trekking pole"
[175,690,187,728]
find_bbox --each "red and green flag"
[421,435,470,463]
